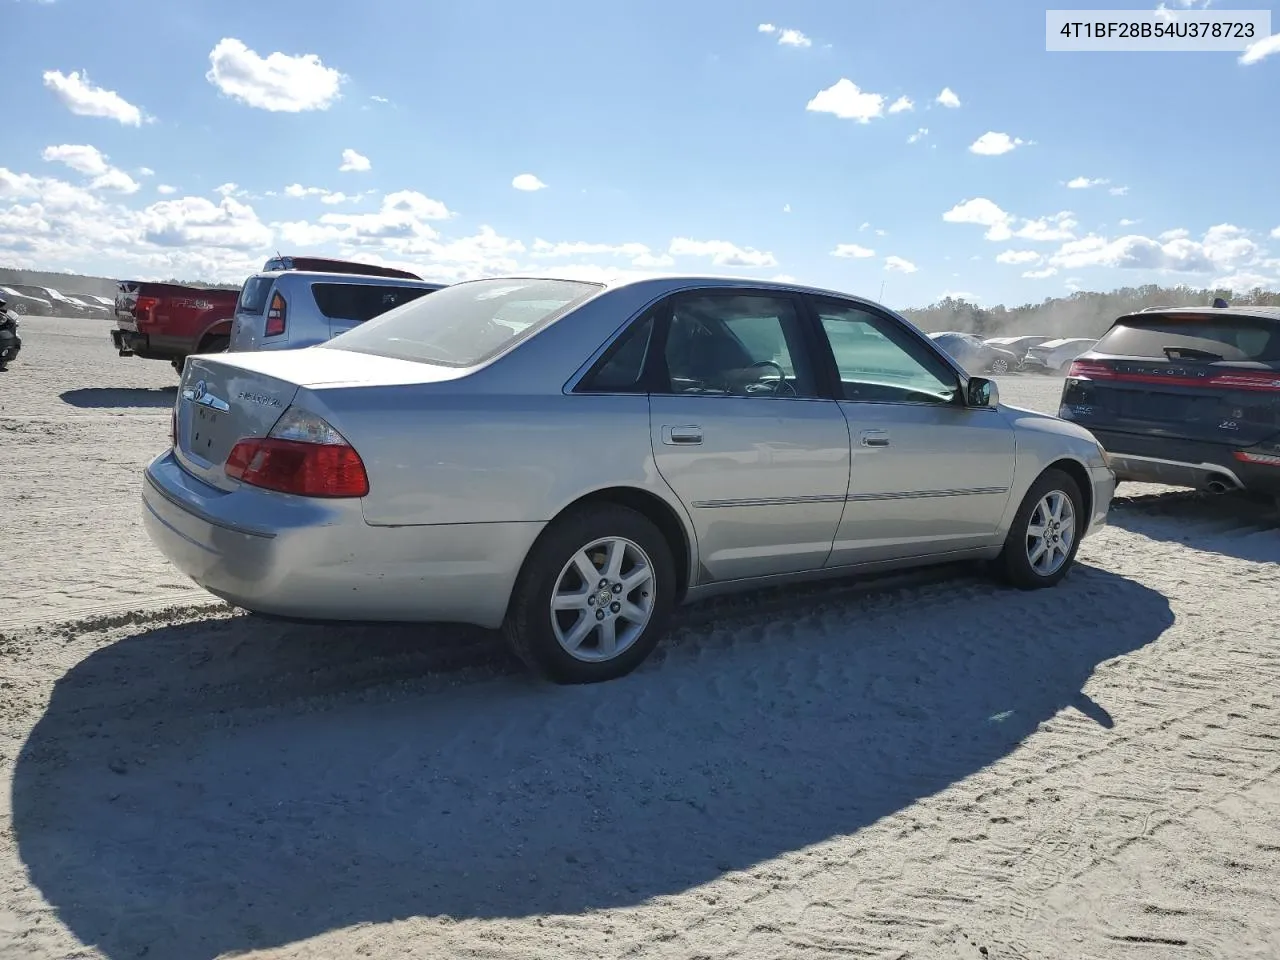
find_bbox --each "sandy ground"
[1,314,1279,960]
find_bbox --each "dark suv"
[1059,303,1280,501]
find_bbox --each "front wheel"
[995,468,1084,589]
[502,504,676,683]
[989,357,1009,375]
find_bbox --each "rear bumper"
[1091,429,1280,495]
[111,325,190,361]
[141,450,541,628]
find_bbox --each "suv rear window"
[237,276,275,316]
[310,283,436,324]
[1096,313,1280,362]
[323,278,603,367]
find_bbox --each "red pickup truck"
[111,281,241,374]
[110,257,422,373]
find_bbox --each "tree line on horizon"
[901,284,1280,341]
[3,264,1279,341]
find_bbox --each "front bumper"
[141,450,540,628]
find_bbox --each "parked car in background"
[0,295,22,370]
[228,267,444,353]
[929,331,1021,374]
[260,255,423,280]
[63,293,112,319]
[984,335,1053,370]
[144,274,1115,685]
[0,285,53,316]
[1060,303,1280,503]
[111,280,242,374]
[4,283,87,315]
[1023,337,1097,375]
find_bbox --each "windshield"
[1096,315,1279,362]
[323,277,603,367]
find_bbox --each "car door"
[808,297,1017,566]
[646,290,851,583]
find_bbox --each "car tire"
[995,468,1084,590]
[990,357,1009,375]
[12,303,26,315]
[199,334,230,355]
[502,503,677,684]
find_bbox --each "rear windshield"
[236,276,275,316]
[1096,314,1280,362]
[311,282,436,324]
[323,278,603,367]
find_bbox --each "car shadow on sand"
[60,386,177,409]
[13,563,1172,960]
[1109,489,1280,564]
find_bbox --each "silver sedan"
[142,274,1117,683]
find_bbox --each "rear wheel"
[199,334,230,355]
[11,303,26,316]
[995,468,1084,589]
[989,356,1010,375]
[502,504,676,683]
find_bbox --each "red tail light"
[135,295,160,324]
[224,407,368,498]
[1067,360,1113,379]
[265,292,287,337]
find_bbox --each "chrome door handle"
[663,425,703,445]
[860,429,890,447]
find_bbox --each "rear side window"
[310,283,435,324]
[237,276,275,316]
[1096,314,1280,362]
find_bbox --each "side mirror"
[966,376,998,408]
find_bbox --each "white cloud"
[996,249,1042,265]
[1212,270,1279,293]
[1022,267,1058,279]
[935,87,961,108]
[859,222,871,231]
[757,23,776,33]
[284,183,325,198]
[1066,176,1109,189]
[942,197,1078,244]
[1159,228,1190,241]
[1119,218,1139,226]
[339,148,371,172]
[137,167,155,177]
[1272,225,1280,239]
[1048,223,1263,275]
[206,38,345,112]
[512,173,548,191]
[778,28,812,47]
[907,127,928,144]
[40,144,139,194]
[1109,185,1129,196]
[157,184,177,195]
[669,237,777,268]
[884,255,917,273]
[888,95,914,113]
[1240,33,1280,64]
[782,203,791,213]
[41,144,109,176]
[969,132,1027,155]
[831,243,875,259]
[805,79,885,123]
[370,95,389,103]
[42,70,147,125]
[214,182,246,198]
[530,238,672,268]
[142,195,272,250]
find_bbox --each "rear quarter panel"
[303,385,682,528]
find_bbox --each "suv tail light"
[265,292,287,337]
[224,407,369,498]
[1067,360,1113,380]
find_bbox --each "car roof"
[1039,337,1094,347]
[1128,305,1280,321]
[251,270,447,287]
[444,271,916,313]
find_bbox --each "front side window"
[815,301,959,404]
[659,293,817,398]
[324,278,603,367]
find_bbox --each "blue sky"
[3,0,1279,307]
